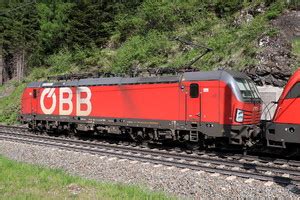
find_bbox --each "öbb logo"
[40,87,92,116]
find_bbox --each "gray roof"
[183,70,250,81]
[26,70,250,88]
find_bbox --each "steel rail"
[1,129,300,177]
[0,128,299,186]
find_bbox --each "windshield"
[235,78,261,100]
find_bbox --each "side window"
[33,89,37,99]
[286,82,300,99]
[190,83,199,98]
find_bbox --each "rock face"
[244,10,300,87]
[233,4,266,27]
[244,34,295,87]
[273,10,300,40]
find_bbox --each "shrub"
[113,31,171,73]
[46,49,76,74]
[265,1,285,20]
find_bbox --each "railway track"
[1,125,300,186]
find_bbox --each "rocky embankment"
[244,10,300,87]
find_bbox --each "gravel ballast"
[0,140,299,199]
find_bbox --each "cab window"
[235,78,260,100]
[285,82,300,99]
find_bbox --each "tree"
[67,1,119,48]
[37,2,74,56]
[0,47,3,85]
[0,1,39,82]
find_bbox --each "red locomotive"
[20,70,262,147]
[266,68,300,148]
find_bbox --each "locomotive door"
[186,83,201,124]
[31,88,38,114]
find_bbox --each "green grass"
[292,38,300,56]
[292,38,300,68]
[0,83,26,125]
[0,155,174,200]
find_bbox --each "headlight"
[235,109,244,123]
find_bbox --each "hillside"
[0,0,299,124]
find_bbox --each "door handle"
[196,113,201,117]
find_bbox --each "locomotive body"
[20,70,262,146]
[266,69,300,148]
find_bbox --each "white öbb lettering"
[40,87,92,116]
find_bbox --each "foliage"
[46,49,75,74]
[111,0,289,72]
[0,1,39,73]
[0,2,39,55]
[66,2,116,48]
[0,83,26,124]
[292,38,300,68]
[36,2,74,56]
[292,38,300,56]
[287,0,300,9]
[0,156,174,199]
[265,0,285,19]
[113,31,172,73]
[212,0,244,17]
